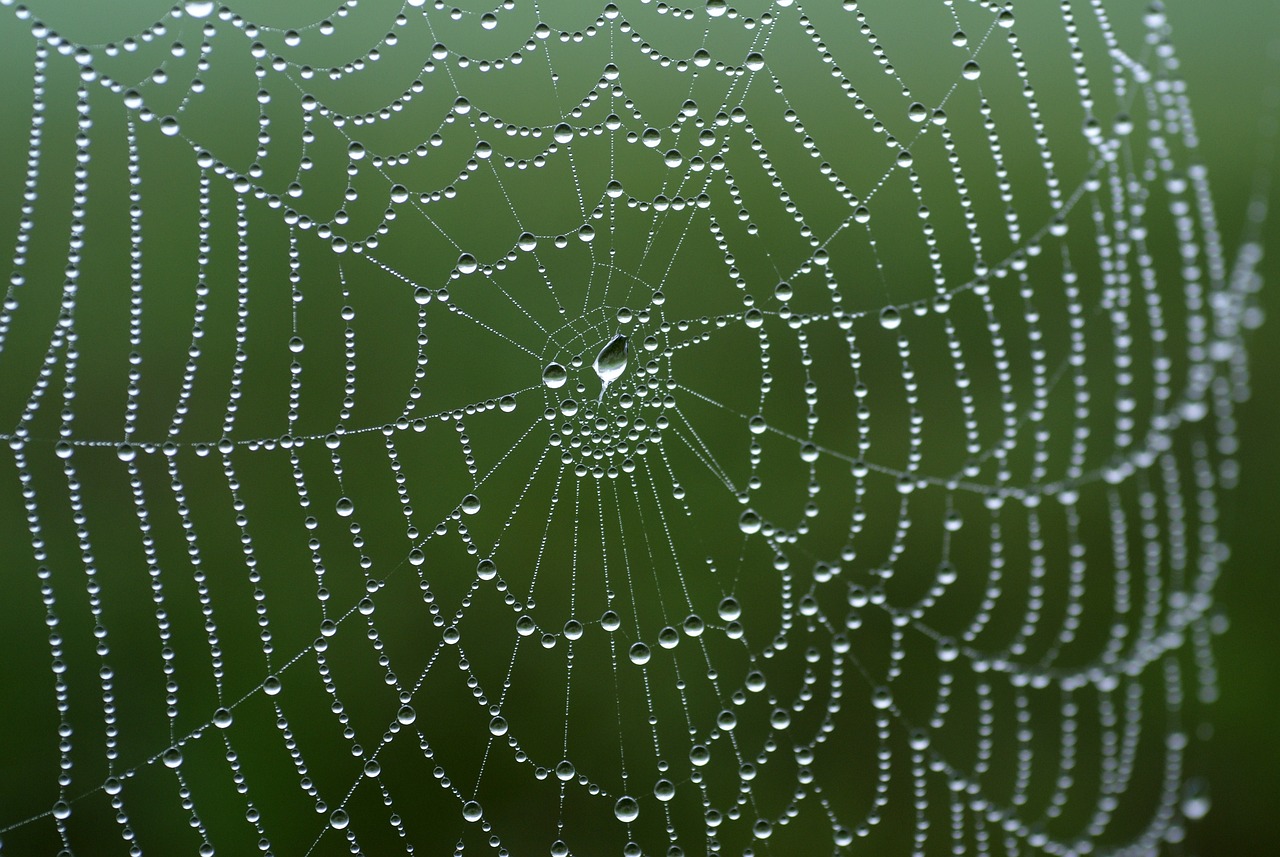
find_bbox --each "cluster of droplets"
[0,0,1264,855]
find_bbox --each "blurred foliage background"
[0,1,1275,855]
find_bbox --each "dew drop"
[542,362,568,389]
[628,642,651,666]
[738,510,762,535]
[593,335,628,401]
[555,760,576,781]
[162,746,183,769]
[329,809,349,830]
[184,1,215,18]
[748,415,767,434]
[457,253,478,275]
[937,636,959,661]
[336,496,355,517]
[462,800,483,822]
[397,704,416,725]
[213,707,233,729]
[263,675,282,696]
[654,779,675,801]
[461,494,481,515]
[489,715,509,736]
[908,102,928,123]
[52,800,71,820]
[879,306,902,330]
[962,61,982,81]
[614,795,640,823]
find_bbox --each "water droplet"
[263,675,282,696]
[614,795,639,823]
[745,52,766,72]
[962,61,982,81]
[329,809,349,829]
[288,336,304,353]
[748,415,767,434]
[744,308,764,328]
[593,335,628,401]
[397,704,416,725]
[706,0,727,17]
[658,626,679,649]
[185,1,215,18]
[555,760,576,781]
[654,779,675,801]
[908,102,928,123]
[628,642,651,665]
[542,362,568,389]
[879,306,902,330]
[462,800,483,822]
[738,510,762,534]
[457,254,478,275]
[690,744,710,766]
[936,636,957,665]
[364,759,381,777]
[871,686,894,710]
[336,497,355,517]
[753,819,773,839]
[718,597,741,621]
[489,715,508,736]
[800,443,819,463]
[116,443,137,463]
[1182,778,1211,820]
[52,800,71,820]
[162,746,183,768]
[213,707,233,729]
[461,494,481,515]
[54,441,73,459]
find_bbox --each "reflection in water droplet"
[593,335,628,402]
[336,496,355,517]
[614,795,639,823]
[628,642,651,665]
[462,800,483,822]
[543,362,567,389]
[879,306,902,330]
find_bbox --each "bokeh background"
[0,1,1275,855]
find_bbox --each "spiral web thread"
[0,0,1268,855]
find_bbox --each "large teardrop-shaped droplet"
[593,335,628,401]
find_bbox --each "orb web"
[0,1,1268,856]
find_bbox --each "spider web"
[0,0,1268,855]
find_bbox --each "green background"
[0,1,1276,855]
